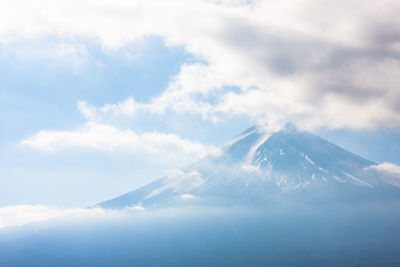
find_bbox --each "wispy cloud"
[77,98,140,121]
[20,122,220,159]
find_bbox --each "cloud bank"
[2,0,400,129]
[0,205,109,229]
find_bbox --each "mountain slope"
[98,125,400,209]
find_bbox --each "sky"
[0,0,399,208]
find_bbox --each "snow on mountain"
[97,124,400,209]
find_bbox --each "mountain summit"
[98,125,400,209]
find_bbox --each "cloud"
[2,0,400,129]
[20,122,220,159]
[77,63,229,123]
[77,98,140,121]
[0,37,90,72]
[365,162,400,188]
[0,205,109,229]
[181,194,197,200]
[366,162,400,177]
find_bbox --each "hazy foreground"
[1,199,399,267]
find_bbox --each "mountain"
[97,124,400,209]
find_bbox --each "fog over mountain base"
[1,199,400,267]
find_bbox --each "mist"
[1,199,400,267]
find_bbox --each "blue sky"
[0,0,399,208]
[0,37,251,207]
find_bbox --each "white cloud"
[0,205,108,229]
[181,194,197,200]
[76,63,229,122]
[0,37,90,72]
[0,204,244,229]
[366,162,400,177]
[77,101,99,121]
[20,122,220,159]
[365,162,400,188]
[77,98,140,121]
[2,0,400,129]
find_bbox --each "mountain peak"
[236,122,297,140]
[283,122,297,132]
[247,122,297,134]
[97,125,399,209]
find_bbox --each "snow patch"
[240,164,260,174]
[332,175,345,183]
[304,155,316,165]
[181,194,197,200]
[318,167,328,173]
[145,170,205,200]
[245,133,271,164]
[276,175,288,188]
[224,128,256,148]
[343,172,373,187]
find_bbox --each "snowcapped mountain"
[98,124,400,209]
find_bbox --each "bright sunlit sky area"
[0,0,399,207]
